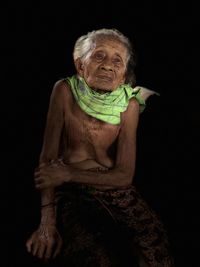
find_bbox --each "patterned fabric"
[66,75,146,125]
[55,184,175,267]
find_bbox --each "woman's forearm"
[68,166,133,189]
[40,188,56,225]
[35,161,135,190]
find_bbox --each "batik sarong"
[55,184,174,267]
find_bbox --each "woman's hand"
[26,223,63,261]
[34,161,71,190]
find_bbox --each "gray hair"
[73,28,137,86]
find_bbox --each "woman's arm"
[26,80,67,260]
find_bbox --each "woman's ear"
[120,75,126,85]
[74,58,84,76]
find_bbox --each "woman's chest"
[65,104,120,149]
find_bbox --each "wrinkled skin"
[26,36,142,262]
[26,223,62,261]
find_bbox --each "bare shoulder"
[120,98,140,129]
[123,98,140,118]
[52,79,71,97]
[50,78,73,106]
[127,98,140,111]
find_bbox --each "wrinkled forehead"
[92,35,128,58]
[94,35,127,49]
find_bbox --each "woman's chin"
[92,79,116,92]
[92,83,116,93]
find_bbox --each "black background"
[5,1,199,267]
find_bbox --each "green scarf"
[66,75,146,125]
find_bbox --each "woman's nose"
[100,62,113,72]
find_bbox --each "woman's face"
[76,37,127,92]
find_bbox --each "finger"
[37,243,46,259]
[35,183,50,190]
[35,168,47,176]
[34,170,42,178]
[39,162,47,168]
[35,183,44,190]
[35,178,48,189]
[35,181,43,189]
[53,239,63,258]
[32,241,40,256]
[44,242,54,260]
[26,238,33,253]
[34,177,43,184]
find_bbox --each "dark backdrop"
[7,2,199,267]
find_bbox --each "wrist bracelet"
[41,202,56,208]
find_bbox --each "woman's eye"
[95,53,104,60]
[113,58,122,64]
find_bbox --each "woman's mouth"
[96,75,113,82]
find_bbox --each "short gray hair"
[73,28,137,86]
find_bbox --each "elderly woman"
[26,28,174,267]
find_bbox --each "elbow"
[120,176,133,188]
[116,168,134,189]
